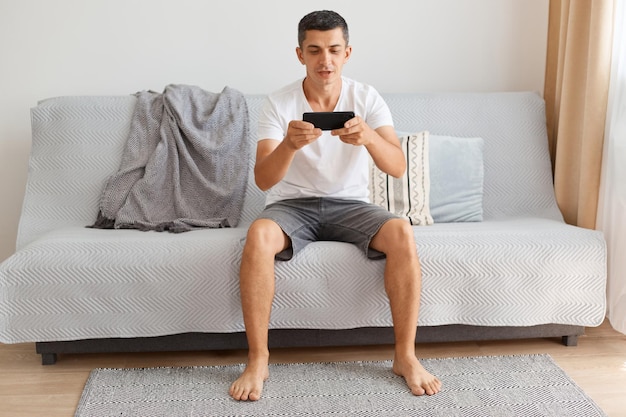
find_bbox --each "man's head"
[298,10,349,48]
[296,11,352,89]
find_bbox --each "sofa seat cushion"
[0,219,606,343]
[0,227,247,342]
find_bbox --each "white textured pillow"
[369,131,433,225]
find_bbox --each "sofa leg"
[41,352,58,365]
[562,335,578,346]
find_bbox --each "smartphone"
[302,111,355,131]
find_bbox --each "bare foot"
[393,355,442,396]
[229,359,270,401]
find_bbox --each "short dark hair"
[298,10,349,47]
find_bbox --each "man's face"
[297,28,352,87]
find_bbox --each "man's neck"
[302,77,342,112]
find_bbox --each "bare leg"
[370,219,442,396]
[229,219,289,401]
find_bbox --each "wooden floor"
[1,320,625,417]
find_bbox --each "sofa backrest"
[17,92,561,250]
[383,92,561,222]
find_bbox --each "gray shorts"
[257,197,400,261]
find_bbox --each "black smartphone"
[302,111,355,130]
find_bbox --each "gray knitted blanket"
[92,85,249,232]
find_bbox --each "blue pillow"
[429,135,484,222]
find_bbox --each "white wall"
[0,0,548,261]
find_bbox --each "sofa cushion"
[368,131,433,225]
[429,134,484,222]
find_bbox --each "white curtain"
[598,0,626,334]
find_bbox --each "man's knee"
[373,219,416,254]
[245,219,289,255]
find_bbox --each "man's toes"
[229,389,239,400]
[425,379,442,395]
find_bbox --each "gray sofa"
[0,91,607,365]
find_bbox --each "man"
[229,10,441,401]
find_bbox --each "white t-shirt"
[258,77,394,206]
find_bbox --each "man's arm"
[254,120,322,191]
[332,118,406,178]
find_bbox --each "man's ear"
[296,47,305,64]
[344,45,352,62]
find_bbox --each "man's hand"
[332,118,407,178]
[330,116,375,146]
[253,120,321,190]
[284,120,322,150]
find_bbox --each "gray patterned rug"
[75,354,606,416]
